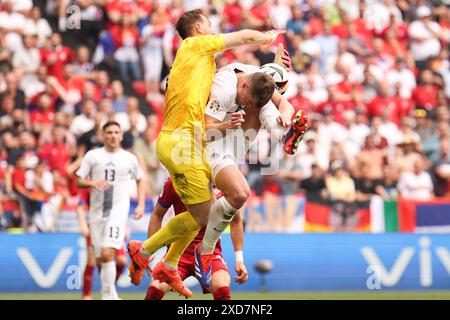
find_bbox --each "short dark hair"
[102,120,121,131]
[175,9,205,39]
[248,73,276,108]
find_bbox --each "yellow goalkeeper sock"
[142,211,201,257]
[164,228,199,266]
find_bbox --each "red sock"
[82,265,94,297]
[144,285,165,300]
[213,286,231,300]
[115,263,125,283]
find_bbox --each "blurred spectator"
[0,72,26,110]
[140,12,165,82]
[133,116,163,196]
[286,5,307,38]
[12,34,40,94]
[30,93,55,133]
[112,14,142,83]
[73,46,95,79]
[24,6,52,48]
[252,174,285,197]
[386,57,416,99]
[114,96,146,133]
[78,111,106,155]
[121,112,141,150]
[69,99,96,137]
[355,162,380,204]
[111,80,127,113]
[0,0,27,52]
[314,23,338,73]
[12,154,40,230]
[38,126,71,177]
[287,81,314,114]
[41,33,74,83]
[326,160,357,232]
[375,166,399,200]
[432,138,450,197]
[412,69,439,112]
[398,157,434,200]
[278,153,302,195]
[270,0,292,31]
[408,5,445,71]
[354,134,386,180]
[299,163,327,203]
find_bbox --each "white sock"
[100,261,118,300]
[201,197,237,254]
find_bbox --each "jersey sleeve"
[157,179,176,209]
[189,34,225,55]
[131,154,145,180]
[204,70,236,121]
[76,151,93,179]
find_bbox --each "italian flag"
[370,196,450,232]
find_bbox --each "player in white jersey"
[76,121,146,300]
[195,60,308,286]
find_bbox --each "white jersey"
[204,63,283,182]
[76,147,144,223]
[205,63,282,151]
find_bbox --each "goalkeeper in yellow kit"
[127,9,284,298]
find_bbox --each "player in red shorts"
[143,177,248,300]
[77,188,127,300]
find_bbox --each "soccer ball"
[259,63,289,94]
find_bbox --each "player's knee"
[211,270,231,292]
[100,248,115,262]
[228,186,250,209]
[115,254,126,267]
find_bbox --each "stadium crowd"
[0,0,449,232]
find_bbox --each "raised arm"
[222,29,285,50]
[271,90,294,127]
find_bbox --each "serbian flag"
[304,199,371,232]
[371,196,450,233]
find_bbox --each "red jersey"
[38,143,70,176]
[288,95,315,114]
[412,85,438,110]
[12,168,26,191]
[158,178,221,245]
[40,46,74,82]
[224,3,243,28]
[30,109,55,126]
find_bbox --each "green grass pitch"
[1,291,450,300]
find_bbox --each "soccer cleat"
[152,261,193,298]
[194,244,213,288]
[82,295,92,300]
[283,109,308,155]
[127,240,152,286]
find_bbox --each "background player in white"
[76,121,146,300]
[195,60,308,285]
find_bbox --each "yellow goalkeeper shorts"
[156,131,212,205]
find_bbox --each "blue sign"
[1,233,450,292]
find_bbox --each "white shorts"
[89,217,127,258]
[206,134,243,185]
[209,153,238,185]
